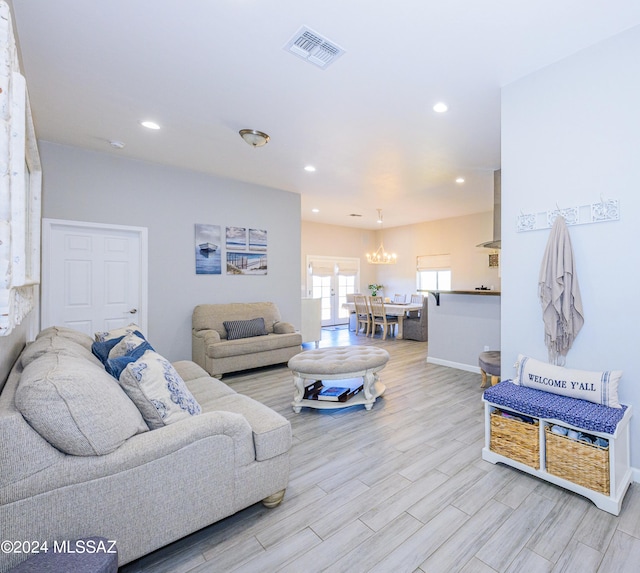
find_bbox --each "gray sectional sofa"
[192,302,302,378]
[0,326,291,572]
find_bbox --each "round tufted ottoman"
[288,346,390,412]
[479,350,501,388]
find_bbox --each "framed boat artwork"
[195,224,222,275]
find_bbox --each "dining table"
[341,300,423,339]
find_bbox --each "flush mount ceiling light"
[433,102,448,113]
[456,177,465,183]
[239,129,270,147]
[366,209,397,265]
[304,165,316,172]
[139,120,160,130]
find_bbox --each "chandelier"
[366,209,397,264]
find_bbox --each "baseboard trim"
[426,356,480,374]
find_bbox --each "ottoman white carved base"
[288,346,390,412]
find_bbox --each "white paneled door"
[42,219,148,337]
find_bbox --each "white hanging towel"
[538,215,584,365]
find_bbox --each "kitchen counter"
[420,290,501,305]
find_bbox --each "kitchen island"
[425,291,501,374]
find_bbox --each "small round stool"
[479,350,501,388]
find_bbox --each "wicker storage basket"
[545,426,610,494]
[490,410,540,469]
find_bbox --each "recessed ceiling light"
[139,120,160,130]
[304,165,316,172]
[456,177,465,183]
[433,102,448,113]
[109,140,126,149]
[312,208,320,213]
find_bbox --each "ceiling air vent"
[284,26,345,69]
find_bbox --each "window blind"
[416,254,451,271]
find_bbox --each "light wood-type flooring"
[120,327,640,573]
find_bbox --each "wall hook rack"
[516,198,619,232]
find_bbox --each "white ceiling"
[9,1,640,229]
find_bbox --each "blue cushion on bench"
[483,380,627,435]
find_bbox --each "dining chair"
[353,295,372,336]
[408,293,424,318]
[393,293,407,303]
[403,296,428,341]
[368,296,398,340]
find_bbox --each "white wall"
[301,211,500,299]
[501,26,640,465]
[40,142,301,362]
[377,212,500,296]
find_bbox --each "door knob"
[128,308,138,314]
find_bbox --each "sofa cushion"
[206,332,302,359]
[21,336,103,369]
[36,326,95,350]
[223,317,268,340]
[209,394,292,461]
[95,323,142,343]
[186,374,237,408]
[15,354,149,456]
[514,354,622,408]
[118,350,202,430]
[172,360,213,382]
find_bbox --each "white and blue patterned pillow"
[117,350,202,429]
[513,354,622,408]
[223,317,268,340]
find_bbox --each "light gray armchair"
[403,297,428,341]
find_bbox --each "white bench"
[482,380,632,515]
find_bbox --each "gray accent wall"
[39,141,301,362]
[501,26,640,467]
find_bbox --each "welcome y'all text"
[527,373,596,392]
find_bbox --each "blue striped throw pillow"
[223,318,268,340]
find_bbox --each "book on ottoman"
[316,379,364,402]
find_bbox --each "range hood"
[477,169,501,249]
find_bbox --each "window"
[416,254,451,292]
[417,270,451,291]
[0,9,42,336]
